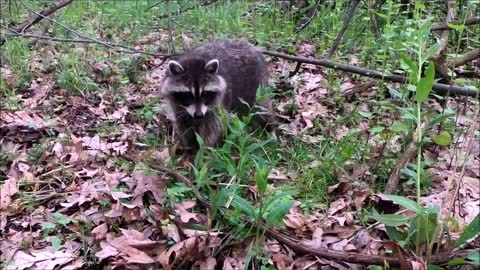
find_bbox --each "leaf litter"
[0,33,479,270]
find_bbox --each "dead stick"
[261,50,479,97]
[15,0,72,33]
[1,26,170,58]
[384,137,417,194]
[431,16,480,31]
[450,48,480,67]
[326,0,360,59]
[0,0,74,45]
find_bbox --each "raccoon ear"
[168,60,184,75]
[205,59,219,74]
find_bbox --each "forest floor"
[1,1,479,270]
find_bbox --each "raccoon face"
[161,58,227,119]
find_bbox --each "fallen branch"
[1,25,169,58]
[0,0,74,45]
[326,0,360,58]
[431,16,480,31]
[342,80,376,100]
[261,50,479,98]
[450,48,480,67]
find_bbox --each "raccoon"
[160,39,275,151]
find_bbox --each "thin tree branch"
[294,0,324,34]
[16,0,73,33]
[1,25,169,58]
[370,0,386,38]
[431,16,480,31]
[326,0,360,59]
[0,0,74,45]
[261,50,479,97]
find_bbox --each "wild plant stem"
[416,102,422,204]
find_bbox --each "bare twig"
[384,128,419,194]
[370,0,386,38]
[1,25,170,58]
[17,0,74,33]
[288,62,302,77]
[342,80,376,100]
[448,106,480,216]
[326,0,360,59]
[431,16,480,31]
[261,50,479,97]
[294,0,324,34]
[0,0,74,46]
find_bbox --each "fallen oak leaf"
[0,177,18,210]
[92,223,108,241]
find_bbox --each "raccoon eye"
[202,91,216,99]
[171,92,194,106]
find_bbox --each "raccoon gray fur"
[160,39,275,151]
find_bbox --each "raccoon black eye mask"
[159,39,276,151]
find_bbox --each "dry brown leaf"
[6,249,77,270]
[174,200,200,223]
[132,170,166,204]
[92,223,108,241]
[0,177,18,210]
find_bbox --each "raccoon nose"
[193,111,204,119]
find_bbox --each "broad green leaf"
[390,121,409,133]
[369,214,410,226]
[42,222,56,230]
[265,200,295,227]
[52,237,61,251]
[447,258,467,267]
[427,112,455,129]
[415,62,435,103]
[231,194,256,218]
[432,131,452,146]
[195,133,205,148]
[447,23,466,31]
[400,53,418,83]
[455,214,480,247]
[427,264,444,270]
[385,225,407,241]
[358,111,373,119]
[263,190,297,211]
[245,139,271,154]
[382,194,423,214]
[466,251,480,265]
[371,126,385,133]
[255,169,267,195]
[411,212,439,245]
[211,188,229,220]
